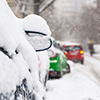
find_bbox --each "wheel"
[80,60,84,64]
[56,71,62,79]
[66,63,70,73]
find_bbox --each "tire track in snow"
[85,52,100,61]
[73,63,100,88]
[84,54,100,86]
[85,59,100,82]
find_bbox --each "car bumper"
[70,59,83,63]
[67,55,84,60]
[48,70,61,79]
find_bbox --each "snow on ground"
[45,52,100,100]
[85,52,100,79]
[94,44,100,53]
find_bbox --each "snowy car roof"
[60,41,80,46]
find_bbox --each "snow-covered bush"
[94,44,100,53]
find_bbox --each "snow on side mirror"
[25,31,52,52]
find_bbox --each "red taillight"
[80,50,84,54]
[64,52,68,55]
[49,72,54,75]
[63,45,66,49]
[71,45,75,47]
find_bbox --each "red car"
[62,44,84,64]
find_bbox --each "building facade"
[53,0,95,20]
[7,0,34,18]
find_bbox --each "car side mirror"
[25,31,52,52]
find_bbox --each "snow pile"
[22,14,51,36]
[94,44,100,53]
[0,0,51,99]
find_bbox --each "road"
[45,52,100,100]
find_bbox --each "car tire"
[63,64,70,74]
[56,71,63,79]
[67,63,70,73]
[63,63,71,74]
[80,60,84,64]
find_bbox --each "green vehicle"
[47,46,70,79]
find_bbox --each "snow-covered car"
[23,26,52,88]
[36,51,49,87]
[25,30,50,87]
[47,46,70,79]
[0,0,52,100]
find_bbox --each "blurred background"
[6,0,100,50]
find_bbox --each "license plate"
[70,51,78,55]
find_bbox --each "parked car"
[0,1,52,99]
[36,51,49,87]
[62,43,84,64]
[47,46,70,79]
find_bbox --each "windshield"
[65,46,82,52]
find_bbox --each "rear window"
[64,46,82,52]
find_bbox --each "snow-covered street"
[45,53,100,100]
[1,0,100,100]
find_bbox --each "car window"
[65,46,82,52]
